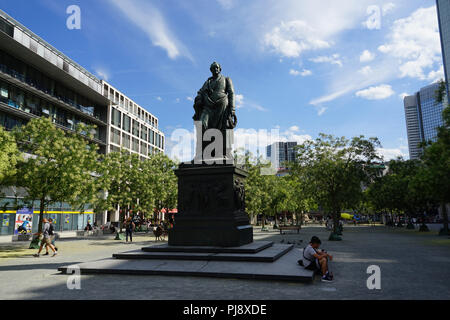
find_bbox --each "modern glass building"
[437,0,450,99]
[0,9,165,237]
[266,142,297,169]
[403,83,446,160]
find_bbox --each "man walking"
[44,218,58,255]
[33,218,57,257]
[125,217,135,243]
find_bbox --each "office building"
[403,83,446,160]
[437,0,450,99]
[266,141,297,169]
[103,81,164,160]
[0,10,164,238]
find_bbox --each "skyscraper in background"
[403,83,446,160]
[266,141,297,169]
[437,0,450,98]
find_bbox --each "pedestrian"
[44,218,58,255]
[125,217,135,243]
[33,218,57,257]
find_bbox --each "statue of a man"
[193,62,237,132]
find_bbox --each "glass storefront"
[0,197,95,236]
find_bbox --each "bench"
[279,225,301,234]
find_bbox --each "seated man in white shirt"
[302,236,333,282]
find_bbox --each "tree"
[293,134,382,240]
[419,108,450,235]
[418,81,450,235]
[150,153,177,221]
[0,126,19,183]
[367,159,434,226]
[282,174,314,226]
[97,150,153,231]
[13,117,100,232]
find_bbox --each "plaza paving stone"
[0,226,450,300]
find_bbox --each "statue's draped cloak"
[194,74,235,131]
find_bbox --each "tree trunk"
[332,210,339,234]
[38,197,45,233]
[441,202,449,233]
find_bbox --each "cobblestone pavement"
[1,226,449,300]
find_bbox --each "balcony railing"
[0,63,103,121]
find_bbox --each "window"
[123,114,131,133]
[132,120,139,137]
[122,133,130,149]
[140,142,148,156]
[141,125,147,141]
[111,108,121,128]
[149,130,154,145]
[132,138,139,152]
[0,17,14,37]
[110,128,120,145]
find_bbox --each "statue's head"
[210,62,221,76]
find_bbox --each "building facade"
[266,141,297,169]
[0,10,164,237]
[103,80,164,159]
[403,83,446,160]
[437,0,450,98]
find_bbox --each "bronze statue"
[193,62,237,131]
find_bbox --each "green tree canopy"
[292,134,382,236]
[13,117,100,232]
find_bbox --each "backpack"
[48,223,54,236]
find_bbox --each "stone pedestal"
[168,163,253,247]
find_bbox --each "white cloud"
[355,84,395,100]
[186,96,194,102]
[382,3,396,16]
[235,94,244,109]
[264,20,331,58]
[107,0,192,60]
[310,6,442,109]
[94,68,110,81]
[310,54,343,67]
[427,65,445,83]
[378,6,442,80]
[358,66,373,76]
[234,94,267,112]
[377,147,407,161]
[300,69,312,76]
[399,92,409,100]
[290,69,312,76]
[360,50,375,63]
[156,97,162,101]
[289,125,300,132]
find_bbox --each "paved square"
[1,226,450,300]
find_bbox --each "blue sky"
[0,0,444,160]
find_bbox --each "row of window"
[109,141,161,157]
[110,107,164,149]
[110,127,162,156]
[0,79,104,141]
[0,48,105,121]
[103,83,158,129]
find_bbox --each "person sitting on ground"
[301,236,333,282]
